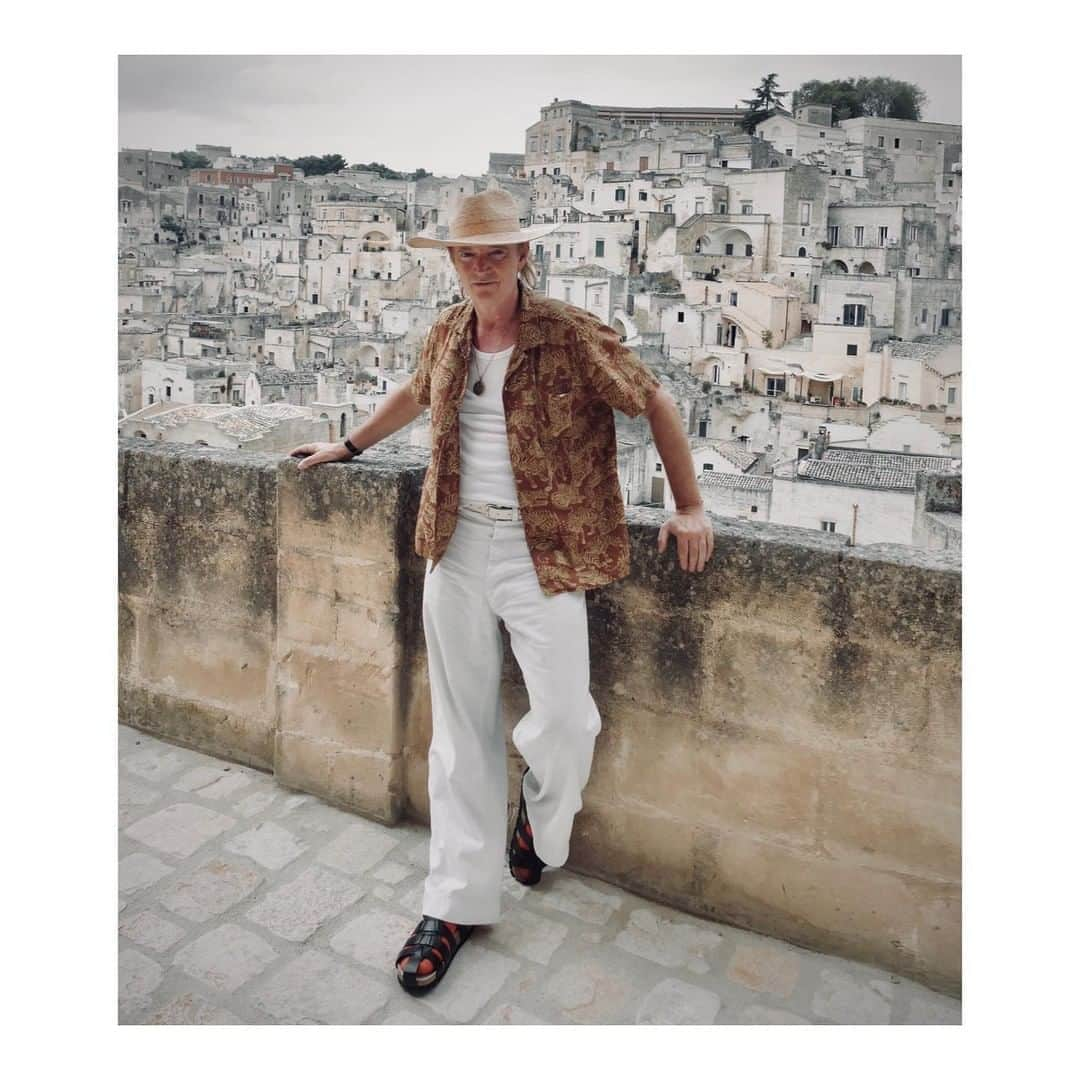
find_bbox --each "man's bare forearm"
[346,384,425,451]
[648,398,704,510]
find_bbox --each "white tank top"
[458,345,519,507]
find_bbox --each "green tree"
[291,153,348,176]
[790,77,926,121]
[175,150,211,169]
[739,73,789,133]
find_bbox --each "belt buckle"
[491,505,513,521]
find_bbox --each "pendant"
[473,379,485,395]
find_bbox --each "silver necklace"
[471,346,509,395]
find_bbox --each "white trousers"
[421,504,602,925]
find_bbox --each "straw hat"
[406,189,559,249]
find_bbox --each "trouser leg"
[488,528,601,869]
[420,516,508,925]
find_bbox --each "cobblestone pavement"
[119,728,961,1025]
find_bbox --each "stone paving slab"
[118,727,962,1025]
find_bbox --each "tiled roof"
[149,403,310,438]
[797,447,959,491]
[257,366,317,386]
[701,471,773,492]
[710,440,759,471]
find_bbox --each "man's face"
[450,243,527,308]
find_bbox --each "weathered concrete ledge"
[118,438,961,995]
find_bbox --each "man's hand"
[658,506,714,573]
[288,442,353,472]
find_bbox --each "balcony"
[118,440,961,995]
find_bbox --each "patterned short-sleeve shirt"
[407,286,662,596]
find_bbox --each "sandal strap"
[396,917,468,975]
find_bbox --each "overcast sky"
[119,55,961,178]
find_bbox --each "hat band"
[451,215,520,239]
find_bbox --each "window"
[812,285,819,303]
[878,226,889,245]
[638,190,648,201]
[677,311,685,323]
[553,168,560,176]
[877,136,885,148]
[854,226,864,246]
[695,199,705,214]
[639,156,650,171]
[947,386,957,405]
[917,139,923,150]
[724,243,734,255]
[902,444,912,453]
[765,376,786,397]
[846,344,858,356]
[741,202,753,214]
[894,138,901,149]
[595,239,605,257]
[721,160,728,168]
[947,179,954,188]
[907,267,921,277]
[615,188,626,202]
[921,307,928,323]
[844,168,852,176]
[718,202,727,214]
[663,203,673,214]
[827,225,839,245]
[745,244,753,256]
[702,463,714,471]
[843,304,866,326]
[729,292,738,306]
[564,285,572,302]
[798,246,806,257]
[898,381,909,400]
[821,520,837,532]
[590,191,595,203]
[655,463,663,472]
[799,201,811,225]
[555,244,561,259]
[785,148,793,157]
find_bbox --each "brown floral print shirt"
[406,286,662,596]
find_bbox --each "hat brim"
[406,223,560,249]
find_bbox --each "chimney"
[812,425,830,460]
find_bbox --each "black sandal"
[508,768,546,886]
[395,916,472,994]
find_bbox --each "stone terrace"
[118,439,962,1002]
[119,728,960,1024]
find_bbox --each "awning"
[756,367,793,376]
[805,371,847,382]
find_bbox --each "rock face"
[118,439,961,994]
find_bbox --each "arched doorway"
[826,259,849,274]
[857,261,876,275]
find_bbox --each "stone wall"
[118,439,961,995]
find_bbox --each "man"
[290,190,713,994]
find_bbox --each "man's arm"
[345,382,425,452]
[645,387,703,510]
[646,387,714,573]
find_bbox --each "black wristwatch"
[343,437,362,458]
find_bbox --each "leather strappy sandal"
[509,767,546,886]
[395,916,472,994]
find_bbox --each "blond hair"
[518,243,538,289]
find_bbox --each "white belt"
[459,501,524,522]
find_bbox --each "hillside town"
[118,96,962,551]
